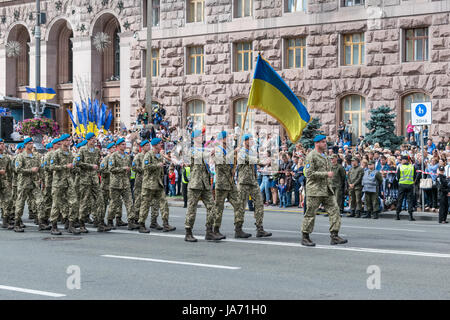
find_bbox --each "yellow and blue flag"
[247,55,310,142]
[26,87,56,100]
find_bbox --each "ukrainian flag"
[248,55,310,142]
[26,87,56,100]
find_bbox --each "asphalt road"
[1,205,449,300]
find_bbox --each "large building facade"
[0,0,449,140]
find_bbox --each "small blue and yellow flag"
[247,55,310,142]
[26,87,56,100]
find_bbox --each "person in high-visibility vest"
[396,155,416,221]
[182,165,190,208]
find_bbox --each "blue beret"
[313,134,327,142]
[76,140,87,149]
[217,131,227,141]
[151,138,161,146]
[106,142,115,150]
[242,133,252,142]
[140,140,149,147]
[86,132,95,140]
[45,143,53,150]
[52,138,60,144]
[24,137,33,145]
[116,138,125,146]
[17,143,24,149]
[59,134,71,142]
[0,138,3,143]
[191,129,202,139]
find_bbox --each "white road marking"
[243,227,347,236]
[101,254,241,270]
[0,285,66,298]
[339,225,426,233]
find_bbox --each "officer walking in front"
[301,135,347,246]
[330,154,346,216]
[362,160,383,219]
[396,155,416,221]
[347,157,364,218]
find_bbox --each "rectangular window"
[343,33,365,66]
[285,38,306,68]
[187,46,204,75]
[235,42,252,72]
[235,0,252,17]
[405,28,428,62]
[152,49,160,77]
[188,0,204,23]
[143,0,160,27]
[343,0,364,6]
[286,0,306,12]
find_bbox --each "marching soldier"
[14,138,42,232]
[69,140,86,229]
[132,140,149,220]
[7,143,24,228]
[301,135,347,246]
[138,138,176,233]
[362,160,383,219]
[101,142,115,230]
[0,138,12,229]
[184,130,222,242]
[213,131,247,239]
[347,157,364,218]
[107,138,139,229]
[330,154,346,216]
[49,134,80,235]
[237,134,271,238]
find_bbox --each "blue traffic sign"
[415,104,427,117]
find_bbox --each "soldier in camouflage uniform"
[301,135,347,246]
[76,132,108,232]
[347,157,364,218]
[132,140,149,220]
[212,131,246,239]
[49,134,80,235]
[13,138,42,232]
[101,142,115,229]
[138,138,176,233]
[7,143,24,227]
[184,130,222,242]
[107,138,138,229]
[0,138,13,229]
[237,134,271,238]
[330,154,346,216]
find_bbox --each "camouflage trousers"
[237,184,264,227]
[50,186,77,223]
[0,186,11,219]
[332,186,343,213]
[107,188,135,221]
[349,188,363,211]
[185,188,216,229]
[39,185,52,221]
[7,185,17,217]
[79,183,104,222]
[101,188,110,220]
[365,192,379,213]
[133,181,142,218]
[302,195,341,234]
[214,188,242,228]
[15,186,42,221]
[138,188,169,224]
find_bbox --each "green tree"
[299,117,324,149]
[364,105,403,149]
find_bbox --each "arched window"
[16,27,30,87]
[68,36,73,83]
[341,94,366,139]
[402,92,430,135]
[187,100,205,130]
[113,27,120,79]
[234,98,255,132]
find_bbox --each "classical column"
[119,32,132,128]
[71,36,92,108]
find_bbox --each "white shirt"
[445,164,450,178]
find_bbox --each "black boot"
[2,216,9,229]
[162,220,176,232]
[138,222,150,233]
[127,219,140,230]
[38,219,52,231]
[64,218,69,230]
[395,212,400,220]
[256,225,272,238]
[301,232,315,247]
[13,220,24,233]
[372,211,379,219]
[330,231,348,245]
[7,217,14,230]
[50,222,62,235]
[150,218,163,230]
[409,212,415,221]
[362,211,371,219]
[107,219,116,230]
[213,226,226,240]
[79,221,89,233]
[234,223,251,238]
[68,221,81,235]
[355,210,361,218]
[205,225,222,241]
[115,217,128,227]
[347,210,356,217]
[184,228,197,242]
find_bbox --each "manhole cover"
[42,237,82,241]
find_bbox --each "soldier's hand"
[124,166,130,172]
[66,163,74,169]
[159,162,165,167]
[31,167,39,173]
[327,171,334,178]
[0,169,5,175]
[92,165,98,170]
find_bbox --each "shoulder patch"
[306,163,310,169]
[101,163,105,168]
[132,162,136,167]
[76,156,80,161]
[145,160,149,165]
[15,161,19,167]
[50,159,54,164]
[109,161,113,166]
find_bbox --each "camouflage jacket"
[132,151,146,188]
[213,150,235,191]
[15,151,41,189]
[348,166,364,190]
[51,148,74,188]
[142,150,164,190]
[76,146,101,186]
[188,147,212,190]
[0,152,11,190]
[108,151,132,189]
[237,148,260,187]
[42,150,54,188]
[304,149,334,197]
[331,163,346,188]
[99,154,110,190]
[11,154,18,187]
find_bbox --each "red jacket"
[168,172,176,185]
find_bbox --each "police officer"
[301,135,347,246]
[0,138,12,228]
[436,166,449,224]
[330,154,346,216]
[396,155,416,221]
[347,157,364,218]
[362,160,383,219]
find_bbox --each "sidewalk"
[166,197,440,221]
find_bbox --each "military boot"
[330,231,348,245]
[409,212,416,221]
[138,222,150,234]
[205,225,222,241]
[234,223,251,238]
[18,218,26,229]
[184,228,197,242]
[213,226,226,239]
[14,220,24,233]
[362,211,371,219]
[7,217,14,230]
[79,221,89,233]
[50,222,62,235]
[68,221,81,235]
[373,212,379,219]
[355,210,361,218]
[38,219,52,231]
[256,225,272,238]
[97,221,112,232]
[346,209,354,217]
[107,219,116,230]
[162,221,176,232]
[301,233,315,247]
[93,218,99,228]
[395,212,400,220]
[149,218,163,230]
[2,216,9,229]
[73,219,81,228]
[127,219,140,230]
[115,217,128,227]
[64,218,69,230]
